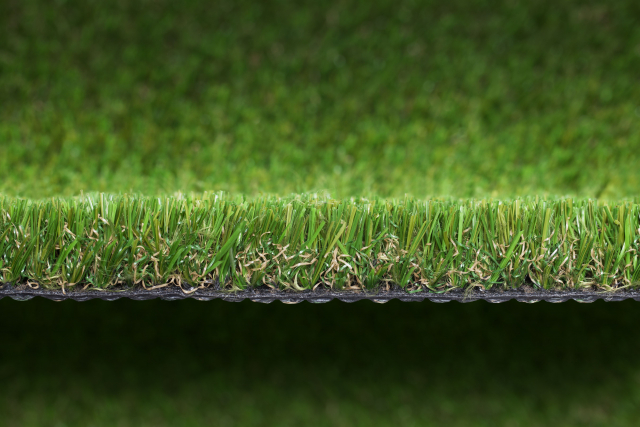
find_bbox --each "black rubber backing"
[1,283,638,303]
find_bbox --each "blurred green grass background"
[2,0,640,199]
[2,298,640,426]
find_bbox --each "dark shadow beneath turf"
[1,298,639,426]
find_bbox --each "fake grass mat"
[2,194,639,297]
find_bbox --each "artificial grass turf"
[2,0,640,292]
[2,194,639,292]
[1,0,640,200]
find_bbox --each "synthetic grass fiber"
[2,194,640,292]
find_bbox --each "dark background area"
[2,298,640,426]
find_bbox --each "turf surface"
[2,195,640,291]
[2,297,640,427]
[1,0,640,199]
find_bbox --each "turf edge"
[1,283,638,303]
